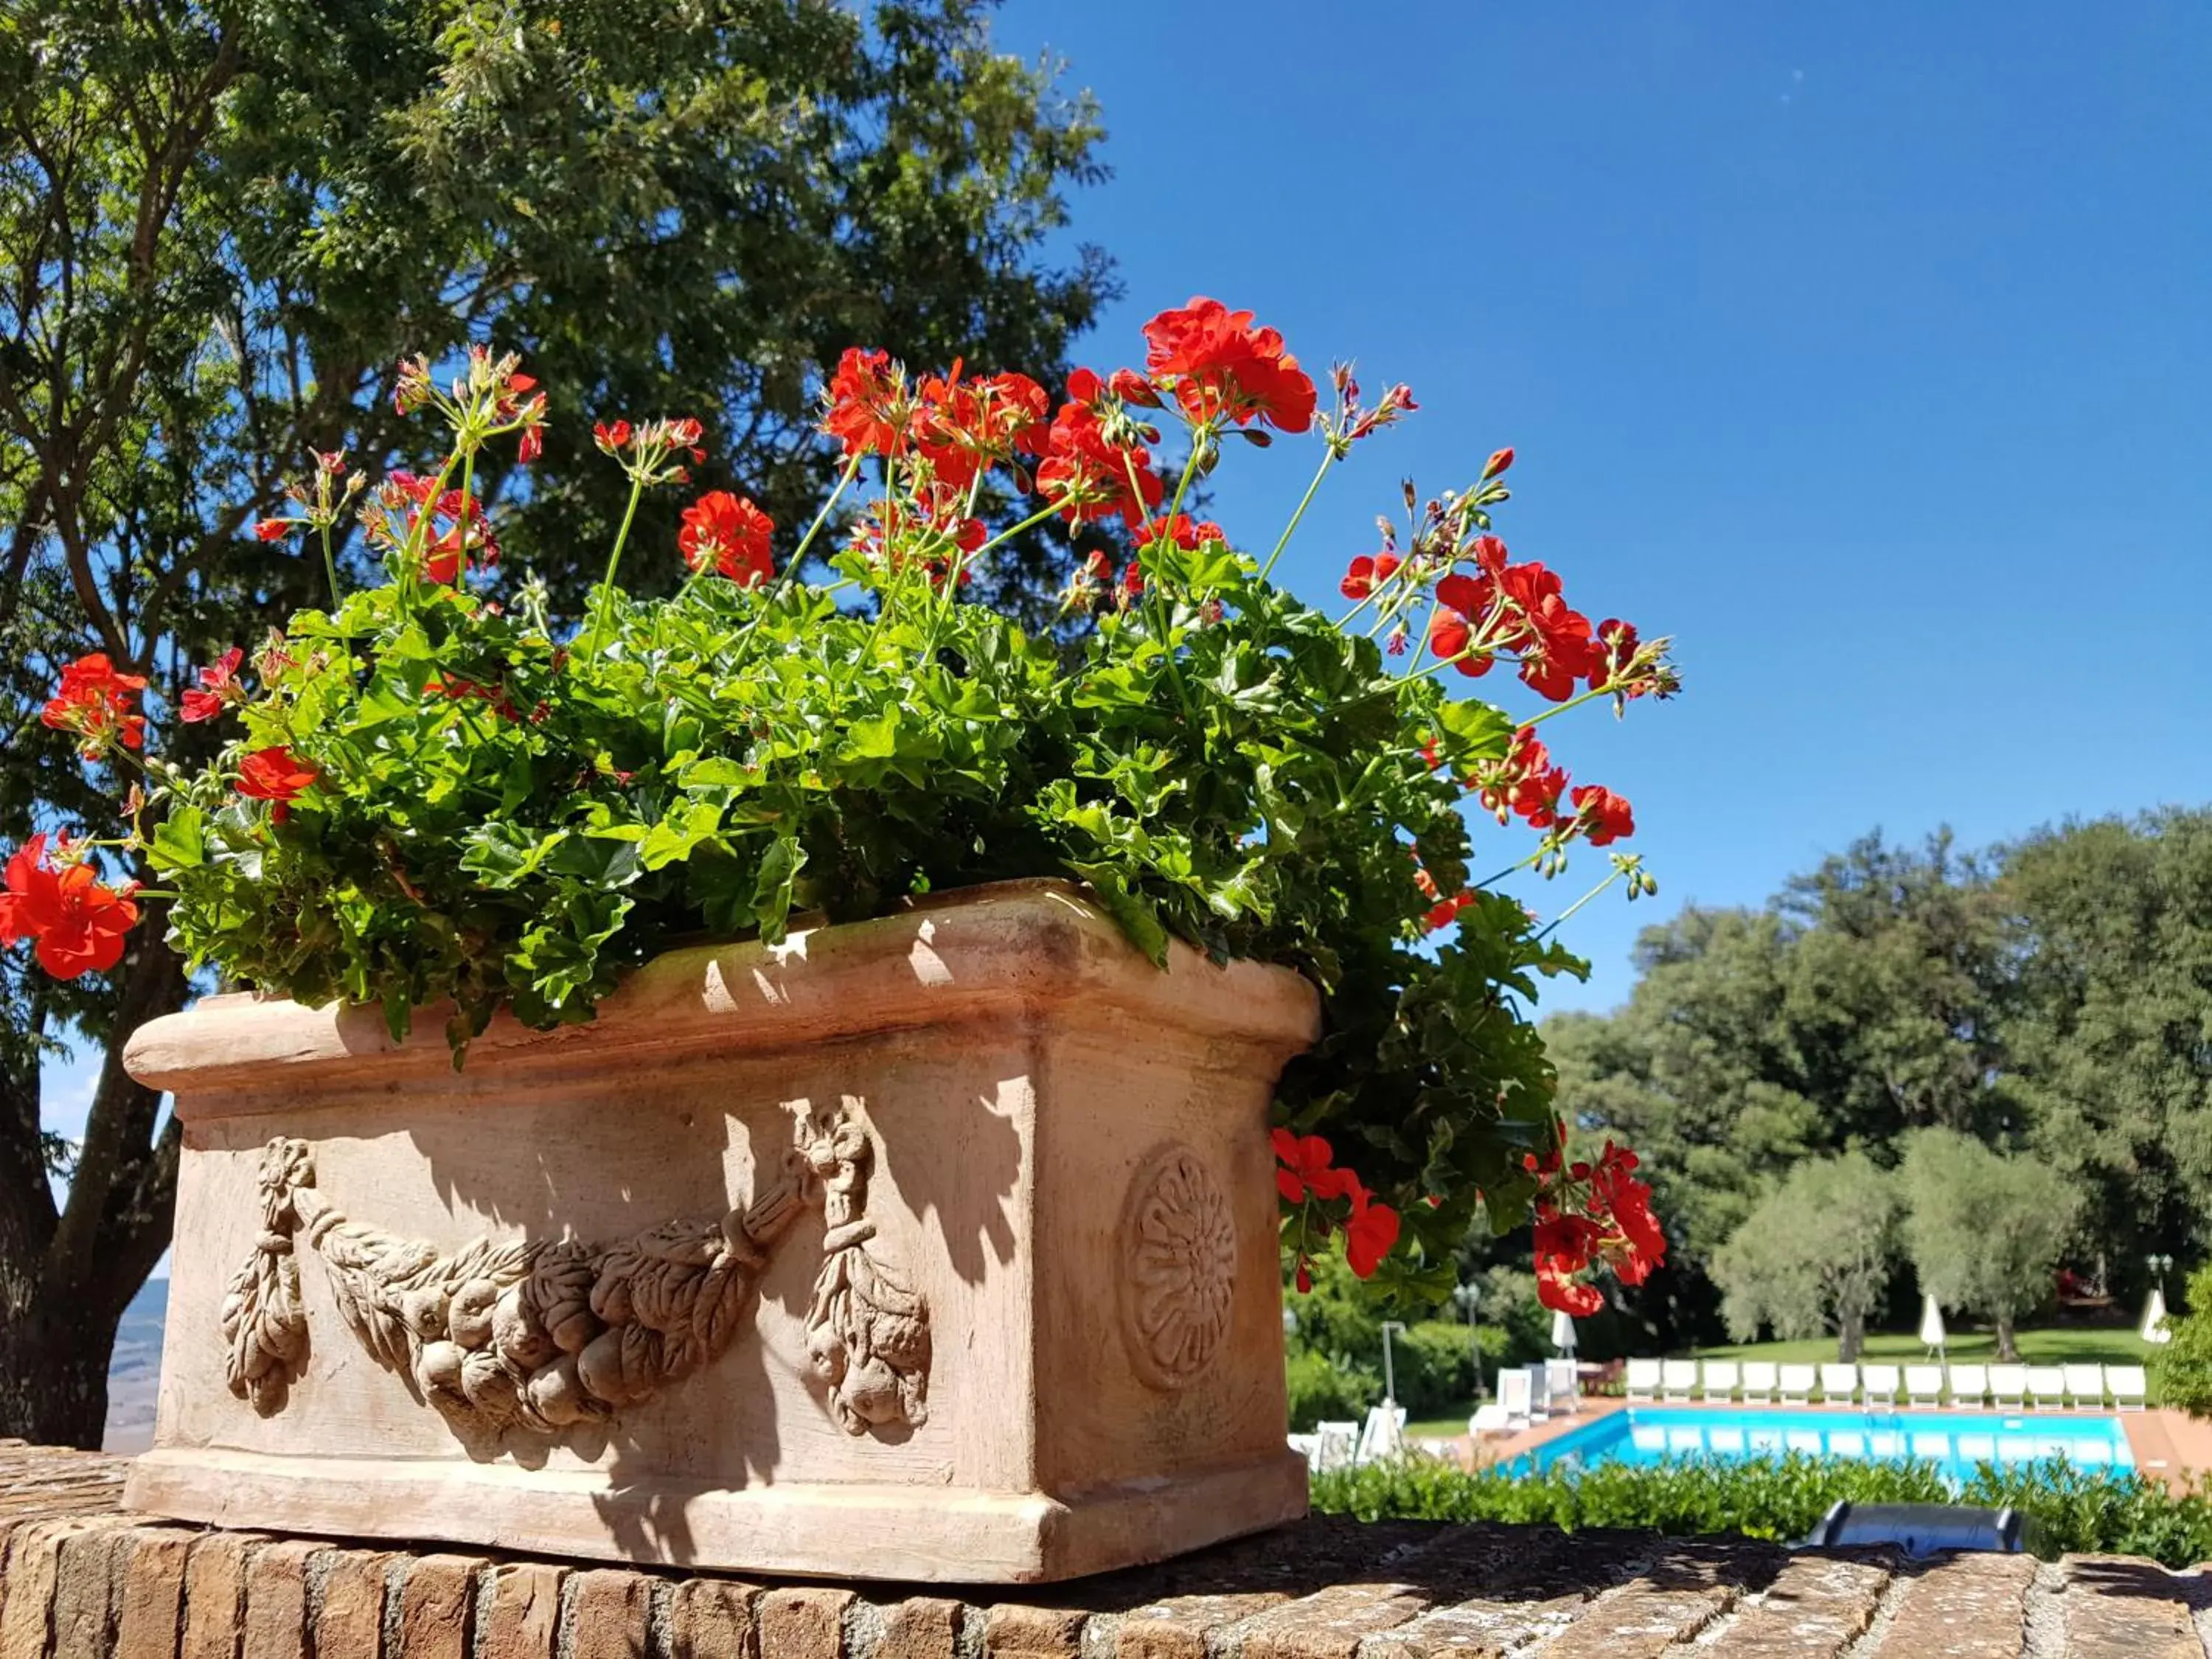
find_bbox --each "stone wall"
[5,1441,2212,1658]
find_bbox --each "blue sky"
[995,0,2212,1012]
[37,2,2212,1192]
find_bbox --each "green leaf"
[148,808,205,871]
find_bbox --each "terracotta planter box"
[121,882,1318,1583]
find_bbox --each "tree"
[1899,1129,2077,1361]
[2000,810,2212,1287]
[1711,1152,1899,1361]
[2154,1262,2212,1420]
[0,0,1111,1447]
[1549,832,2012,1346]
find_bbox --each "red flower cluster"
[1338,550,1402,599]
[1471,727,1568,830]
[1527,1130,1666,1315]
[678,492,776,587]
[237,747,319,807]
[180,649,245,724]
[1430,544,1599,701]
[369,473,501,584]
[911,365,1050,490]
[1035,392,1162,529]
[41,654,147,759]
[1569,784,1635,846]
[0,835,139,979]
[591,417,705,488]
[1142,298,1317,433]
[1273,1128,1401,1289]
[822,348,908,460]
[1464,726,1635,850]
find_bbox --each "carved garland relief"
[1120,1142,1238,1390]
[219,1105,931,1442]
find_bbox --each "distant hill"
[105,1277,167,1453]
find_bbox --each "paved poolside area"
[1461,1396,2212,1490]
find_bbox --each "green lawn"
[1399,1322,2164,1436]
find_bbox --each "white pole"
[1380,1321,1405,1404]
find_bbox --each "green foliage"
[1900,1129,2077,1357]
[1711,1150,1898,1360]
[1285,1350,1379,1432]
[149,460,1601,1284]
[2000,811,2212,1279]
[2156,1265,2212,1419]
[1551,813,2212,1350]
[1391,1321,1483,1417]
[1312,1455,2212,1567]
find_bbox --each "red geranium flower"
[0,835,139,980]
[822,347,908,459]
[913,367,1050,489]
[678,492,776,587]
[254,519,290,543]
[1272,1128,1351,1204]
[1140,513,1225,552]
[41,653,148,759]
[236,747,320,804]
[180,648,244,724]
[1141,298,1318,433]
[1034,400,1162,529]
[1338,552,1402,599]
[1342,1180,1401,1279]
[1570,785,1635,846]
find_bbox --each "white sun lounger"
[1778,1363,1816,1405]
[1701,1360,1739,1402]
[2025,1366,2066,1409]
[1312,1420,1360,1471]
[1905,1364,1945,1408]
[1660,1359,1698,1402]
[1522,1363,1551,1422]
[1498,1367,1535,1425]
[1860,1363,1901,1406]
[1741,1360,1778,1403]
[1470,1403,1514,1436]
[1820,1363,1858,1404]
[2108,1365,2148,1412]
[1947,1363,1988,1408]
[1624,1358,1661,1402]
[1545,1357,1580,1414]
[1989,1364,2028,1409]
[2064,1364,2107,1409]
[1355,1404,1406,1464]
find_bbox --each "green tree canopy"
[1899,1128,2078,1361]
[0,0,1112,1446]
[1997,809,2212,1281]
[1710,1150,1899,1362]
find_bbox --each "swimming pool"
[1521,1407,2135,1484]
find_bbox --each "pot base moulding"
[122,881,1318,1582]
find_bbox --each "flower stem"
[1537,863,1626,940]
[589,474,648,654]
[1258,448,1337,584]
[788,454,864,574]
[318,523,340,608]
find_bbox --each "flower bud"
[1108,368,1161,408]
[1482,446,1514,481]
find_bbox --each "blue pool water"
[1522,1407,2135,1484]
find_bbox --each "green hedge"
[1310,1455,2212,1567]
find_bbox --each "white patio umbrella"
[2143,1286,2174,1345]
[1551,1309,1578,1355]
[1918,1293,1947,1355]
